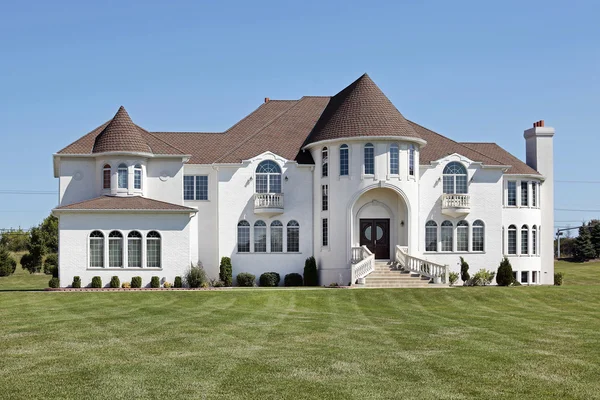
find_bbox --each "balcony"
[254,193,284,215]
[441,193,470,217]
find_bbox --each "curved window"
[409,145,415,176]
[103,164,111,189]
[441,221,453,252]
[322,147,328,177]
[89,231,104,268]
[457,220,469,252]
[443,162,467,194]
[473,220,485,252]
[270,221,283,253]
[390,144,399,175]
[364,143,374,175]
[256,160,282,194]
[127,231,142,268]
[146,231,161,268]
[521,225,529,255]
[254,221,267,253]
[287,220,300,252]
[340,144,349,176]
[532,225,537,255]
[134,164,142,190]
[425,221,438,252]
[118,163,128,189]
[108,231,123,268]
[237,221,250,253]
[508,225,517,255]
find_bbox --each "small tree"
[219,257,233,286]
[110,276,120,288]
[573,227,595,262]
[591,223,600,258]
[0,246,17,277]
[303,257,318,286]
[43,253,58,277]
[448,272,459,286]
[496,257,513,286]
[20,252,40,274]
[185,262,207,288]
[460,257,470,284]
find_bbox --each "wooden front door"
[359,219,390,259]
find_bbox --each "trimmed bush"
[110,276,120,288]
[460,257,470,283]
[468,269,496,286]
[496,257,514,286]
[236,272,256,287]
[185,263,207,288]
[163,282,172,288]
[122,282,131,289]
[131,276,142,288]
[174,276,183,288]
[219,257,233,286]
[303,257,318,286]
[448,272,459,286]
[72,276,81,288]
[48,277,60,288]
[284,273,303,287]
[554,272,564,286]
[91,276,102,288]
[0,246,17,277]
[151,276,160,288]
[259,272,281,287]
[20,252,41,274]
[43,253,58,277]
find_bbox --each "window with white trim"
[521,225,529,255]
[443,162,467,194]
[270,221,283,253]
[339,144,349,176]
[508,225,517,255]
[128,231,142,268]
[409,145,415,176]
[118,164,128,189]
[134,164,142,190]
[441,221,453,252]
[457,220,469,252]
[521,271,529,283]
[146,231,161,268]
[425,221,438,252]
[103,164,111,189]
[183,176,208,200]
[507,181,517,206]
[532,182,538,207]
[532,271,538,283]
[472,220,484,252]
[322,218,328,247]
[254,221,267,253]
[322,147,328,177]
[89,231,104,268]
[521,181,529,206]
[322,185,328,211]
[287,220,299,252]
[364,143,374,175]
[256,161,281,193]
[532,225,537,255]
[108,231,123,268]
[237,221,250,253]
[390,144,399,175]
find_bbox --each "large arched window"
[409,145,415,176]
[146,231,161,268]
[254,221,267,253]
[521,225,529,255]
[507,225,517,255]
[237,221,250,253]
[322,147,328,177]
[127,231,142,268]
[441,221,453,252]
[364,143,374,175]
[390,144,399,175]
[270,221,283,253]
[340,144,349,176]
[443,162,467,194]
[473,220,485,252]
[103,164,111,189]
[134,164,142,190]
[287,220,300,252]
[256,160,281,193]
[425,221,438,252]
[457,220,469,252]
[118,163,128,189]
[89,231,104,268]
[532,225,537,255]
[108,231,123,267]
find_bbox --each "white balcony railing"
[442,193,470,209]
[254,193,284,210]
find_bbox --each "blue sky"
[0,0,598,230]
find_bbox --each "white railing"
[442,193,470,209]
[395,245,449,284]
[350,245,375,285]
[254,193,284,209]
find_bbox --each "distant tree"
[0,229,30,252]
[591,223,600,258]
[573,226,595,262]
[460,257,470,283]
[0,246,17,276]
[21,214,59,273]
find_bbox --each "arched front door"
[359,219,390,259]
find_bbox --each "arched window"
[256,160,281,194]
[118,163,128,189]
[443,162,468,194]
[441,221,453,252]
[364,143,374,175]
[521,225,529,255]
[532,225,537,255]
[473,220,485,252]
[457,220,469,252]
[127,231,142,268]
[409,145,415,176]
[507,225,517,255]
[134,164,142,190]
[287,220,300,252]
[89,231,104,268]
[270,221,283,253]
[425,221,438,252]
[108,231,123,267]
[390,144,399,175]
[254,221,267,252]
[103,164,111,189]
[322,147,328,177]
[237,221,250,253]
[146,231,161,268]
[340,144,349,176]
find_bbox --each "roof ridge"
[141,128,188,155]
[152,131,223,135]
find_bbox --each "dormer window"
[134,164,142,190]
[256,160,281,193]
[103,164,111,189]
[443,162,467,194]
[118,164,128,189]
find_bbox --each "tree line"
[555,220,600,262]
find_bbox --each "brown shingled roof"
[54,195,197,212]
[93,106,151,154]
[461,142,540,175]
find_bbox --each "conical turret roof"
[92,106,151,153]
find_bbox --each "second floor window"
[183,176,208,200]
[340,144,349,176]
[409,145,415,176]
[103,164,111,189]
[443,162,467,194]
[134,164,142,190]
[508,225,517,254]
[364,143,374,175]
[532,182,538,207]
[322,185,328,211]
[521,181,528,206]
[322,147,328,177]
[390,144,399,175]
[118,164,128,189]
[256,160,281,193]
[507,181,517,206]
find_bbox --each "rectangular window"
[532,183,537,207]
[128,239,141,268]
[287,225,299,252]
[184,176,195,200]
[322,218,328,247]
[183,175,209,200]
[508,229,517,254]
[441,226,453,252]
[521,228,528,255]
[134,170,142,190]
[521,271,529,283]
[532,229,537,255]
[147,240,161,268]
[409,146,415,176]
[425,226,437,252]
[322,185,328,211]
[254,226,267,253]
[90,240,104,268]
[340,147,349,176]
[103,169,111,189]
[521,181,529,207]
[443,176,454,194]
[457,227,468,252]
[237,226,250,253]
[456,176,468,194]
[118,169,128,189]
[109,239,123,268]
[532,271,538,283]
[196,176,208,200]
[271,227,283,253]
[390,146,399,175]
[507,181,517,206]
[473,227,484,252]
[364,146,374,175]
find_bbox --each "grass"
[0,261,599,399]
[0,251,48,291]
[555,260,600,286]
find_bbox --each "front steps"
[360,261,434,288]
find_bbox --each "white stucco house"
[52,74,554,288]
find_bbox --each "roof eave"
[52,208,198,214]
[53,152,191,160]
[302,135,427,151]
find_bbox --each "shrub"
[151,276,160,288]
[163,281,172,288]
[460,257,470,283]
[512,280,522,286]
[122,282,131,289]
[91,276,102,288]
[43,253,58,277]
[329,282,340,287]
[0,246,17,277]
[448,272,459,286]
[110,276,120,288]
[259,272,281,287]
[20,252,41,274]
[72,276,81,288]
[131,276,142,288]
[185,263,208,288]
[201,281,209,288]
[210,279,224,288]
[219,257,233,286]
[284,273,303,287]
[236,272,256,287]
[468,269,496,286]
[48,277,60,288]
[303,256,318,286]
[174,276,183,288]
[554,272,564,286]
[496,257,514,286]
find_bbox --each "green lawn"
[555,260,600,286]
[0,251,48,291]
